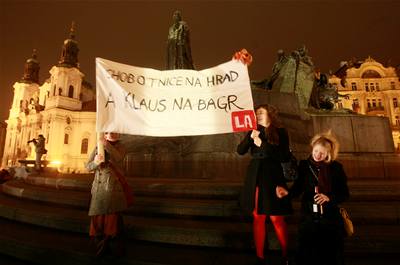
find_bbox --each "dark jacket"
[237,126,292,215]
[290,159,350,265]
[290,159,349,221]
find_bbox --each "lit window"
[64,134,69,144]
[81,138,89,154]
[68,85,74,98]
[352,99,359,111]
[351,83,357,91]
[370,83,375,91]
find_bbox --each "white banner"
[96,58,256,136]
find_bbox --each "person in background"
[237,104,292,265]
[289,131,349,265]
[27,134,46,171]
[86,132,133,257]
[0,169,12,184]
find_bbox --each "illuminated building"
[2,24,96,172]
[330,57,400,151]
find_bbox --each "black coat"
[290,159,349,219]
[290,158,350,265]
[237,126,292,216]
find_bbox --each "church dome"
[58,22,79,68]
[361,69,382,78]
[21,49,40,84]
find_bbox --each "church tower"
[9,49,41,119]
[3,22,96,172]
[58,21,79,68]
[45,22,84,111]
[21,49,40,84]
[3,50,42,167]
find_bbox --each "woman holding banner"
[237,104,292,265]
[86,132,133,257]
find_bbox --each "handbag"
[281,151,298,181]
[339,207,354,237]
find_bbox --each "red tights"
[253,187,288,259]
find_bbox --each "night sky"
[1,0,399,122]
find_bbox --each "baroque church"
[329,57,400,151]
[1,24,96,173]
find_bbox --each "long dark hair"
[255,104,283,145]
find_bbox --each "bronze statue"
[267,49,288,89]
[293,45,313,67]
[309,72,349,110]
[166,11,195,70]
[272,49,288,75]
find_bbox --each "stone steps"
[19,174,400,201]
[0,173,399,265]
[0,215,399,265]
[3,179,400,225]
[0,217,258,265]
[0,179,399,253]
[3,179,243,219]
[0,191,253,248]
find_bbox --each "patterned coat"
[86,141,129,216]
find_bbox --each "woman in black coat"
[289,131,349,265]
[237,104,292,264]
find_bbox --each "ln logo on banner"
[96,58,256,137]
[231,110,257,132]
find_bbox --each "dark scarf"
[107,139,119,145]
[308,157,331,194]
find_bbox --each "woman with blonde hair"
[289,131,349,265]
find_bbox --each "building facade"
[329,57,400,151]
[2,25,96,172]
[0,121,6,164]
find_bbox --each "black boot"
[255,257,265,265]
[109,235,126,257]
[94,236,110,257]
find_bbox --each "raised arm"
[85,147,100,172]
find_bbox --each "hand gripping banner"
[96,58,256,136]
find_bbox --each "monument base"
[253,89,400,179]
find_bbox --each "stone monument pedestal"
[122,134,248,181]
[253,89,400,179]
